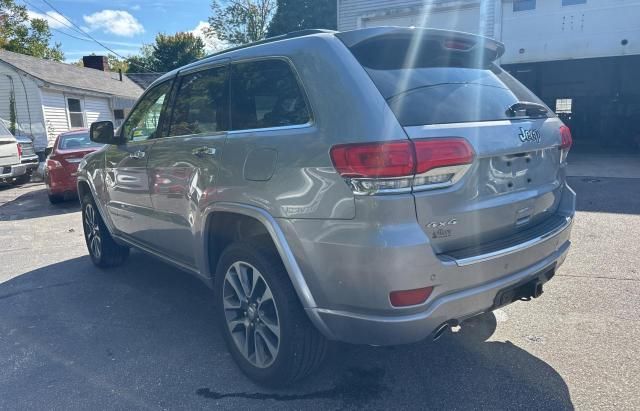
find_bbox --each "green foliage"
[207,0,276,46]
[267,0,336,36]
[0,0,63,61]
[9,89,16,135]
[126,33,206,73]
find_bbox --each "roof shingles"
[0,49,143,99]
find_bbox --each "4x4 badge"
[518,127,541,144]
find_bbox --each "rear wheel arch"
[202,204,329,338]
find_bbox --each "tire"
[48,193,64,204]
[214,239,327,387]
[81,193,129,268]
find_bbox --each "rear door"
[146,62,230,267]
[341,29,568,254]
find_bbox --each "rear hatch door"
[340,27,567,254]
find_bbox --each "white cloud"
[191,21,227,53]
[83,10,144,37]
[27,10,70,30]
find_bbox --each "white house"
[337,0,640,150]
[0,51,143,155]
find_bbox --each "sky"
[23,0,217,65]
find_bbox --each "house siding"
[85,96,113,125]
[337,0,497,38]
[41,89,71,145]
[0,63,47,150]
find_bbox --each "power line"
[37,0,158,73]
[22,0,90,39]
[51,28,94,42]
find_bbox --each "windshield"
[348,37,552,126]
[59,132,103,150]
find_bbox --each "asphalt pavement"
[0,177,638,410]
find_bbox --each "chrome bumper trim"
[449,216,572,267]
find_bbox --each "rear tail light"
[16,143,22,158]
[46,158,63,169]
[559,125,572,163]
[330,138,474,195]
[390,286,433,307]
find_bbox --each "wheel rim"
[223,261,280,368]
[83,203,102,260]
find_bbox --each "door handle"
[192,146,216,157]
[129,150,146,159]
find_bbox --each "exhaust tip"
[432,322,450,341]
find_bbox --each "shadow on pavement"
[0,185,79,221]
[569,176,640,215]
[0,252,573,410]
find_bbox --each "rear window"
[59,132,103,150]
[348,37,551,126]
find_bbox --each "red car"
[45,129,103,204]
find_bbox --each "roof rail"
[200,29,337,61]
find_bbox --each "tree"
[0,0,63,61]
[267,0,336,37]
[206,0,276,46]
[125,32,206,73]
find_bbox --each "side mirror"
[90,121,120,144]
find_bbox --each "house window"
[67,98,85,128]
[555,98,573,114]
[562,0,586,5]
[114,109,125,120]
[513,0,536,11]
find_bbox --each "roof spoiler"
[336,26,505,62]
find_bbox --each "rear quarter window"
[230,59,311,131]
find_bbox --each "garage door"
[85,97,113,126]
[362,7,482,35]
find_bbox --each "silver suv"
[78,27,575,386]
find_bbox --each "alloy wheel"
[83,203,102,260]
[223,261,281,368]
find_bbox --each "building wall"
[41,88,115,146]
[337,0,640,64]
[0,63,47,150]
[501,0,640,64]
[337,0,498,37]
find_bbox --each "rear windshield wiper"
[506,102,549,118]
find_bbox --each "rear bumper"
[310,239,569,345]
[280,183,575,345]
[0,163,27,180]
[21,156,39,172]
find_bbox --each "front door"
[105,80,173,244]
[146,63,229,267]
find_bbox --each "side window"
[168,65,229,137]
[67,98,85,128]
[230,59,310,131]
[122,81,172,142]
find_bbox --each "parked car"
[77,27,575,386]
[45,129,103,203]
[0,120,29,185]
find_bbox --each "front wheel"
[81,194,129,268]
[214,240,327,387]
